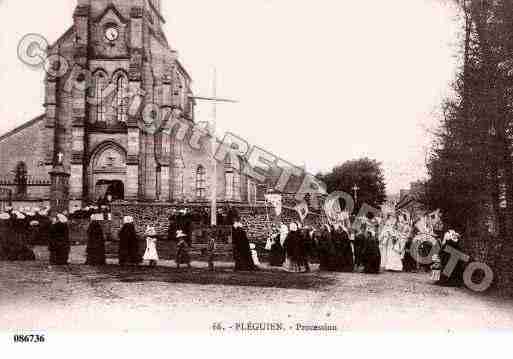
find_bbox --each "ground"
[1,246,513,333]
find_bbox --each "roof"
[0,114,45,143]
[395,192,424,211]
[48,26,75,51]
[148,1,166,24]
[176,60,192,81]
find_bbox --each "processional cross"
[352,184,360,204]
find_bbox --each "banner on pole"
[323,196,342,225]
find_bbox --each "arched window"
[248,180,257,204]
[196,165,207,200]
[94,71,107,123]
[15,162,27,197]
[225,157,241,202]
[115,73,128,123]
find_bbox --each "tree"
[317,158,387,212]
[425,0,513,239]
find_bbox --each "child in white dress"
[143,226,159,267]
[250,243,261,267]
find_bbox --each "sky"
[0,0,461,195]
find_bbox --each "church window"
[94,71,107,123]
[196,165,207,200]
[225,157,241,202]
[115,73,128,123]
[233,171,241,201]
[172,167,184,201]
[15,162,27,197]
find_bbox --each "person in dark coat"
[226,205,240,227]
[183,210,193,243]
[438,231,465,287]
[48,217,58,265]
[332,225,354,272]
[402,234,417,272]
[360,224,381,274]
[167,211,177,242]
[232,221,256,271]
[0,212,33,261]
[297,224,313,272]
[283,222,303,272]
[268,230,285,267]
[118,216,140,266]
[0,213,11,260]
[86,214,106,265]
[317,225,336,271]
[48,213,71,265]
[353,227,364,270]
[176,230,192,269]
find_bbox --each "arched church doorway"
[95,180,125,202]
[88,141,127,203]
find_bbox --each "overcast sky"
[0,0,461,194]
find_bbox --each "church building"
[0,0,259,212]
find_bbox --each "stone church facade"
[0,0,259,211]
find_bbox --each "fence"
[0,188,12,211]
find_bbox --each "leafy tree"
[317,158,387,212]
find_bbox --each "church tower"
[44,0,195,208]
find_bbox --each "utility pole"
[189,67,237,227]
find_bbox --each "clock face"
[105,26,119,42]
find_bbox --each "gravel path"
[1,246,513,333]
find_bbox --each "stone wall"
[109,202,326,244]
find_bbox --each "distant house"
[395,181,427,219]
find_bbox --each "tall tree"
[427,0,513,238]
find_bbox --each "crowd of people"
[265,220,381,274]
[0,204,465,287]
[257,210,464,285]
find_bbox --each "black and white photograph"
[1,0,513,348]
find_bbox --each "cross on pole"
[189,67,238,226]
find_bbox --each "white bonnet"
[57,213,68,223]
